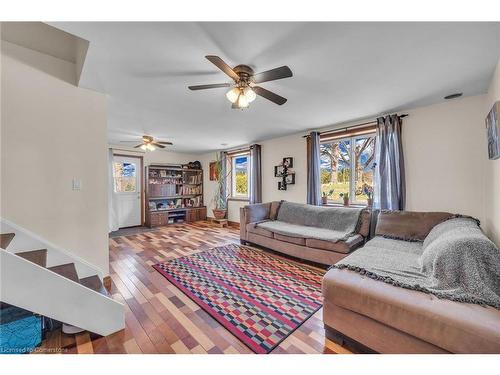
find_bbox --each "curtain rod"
[223,144,259,155]
[109,146,145,154]
[303,113,409,138]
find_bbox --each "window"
[229,153,249,198]
[320,132,376,205]
[113,162,137,193]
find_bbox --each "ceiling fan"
[188,55,293,109]
[120,135,173,151]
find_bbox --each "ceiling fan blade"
[252,66,293,84]
[157,141,173,145]
[120,140,140,143]
[152,143,166,149]
[188,83,231,90]
[133,144,142,148]
[252,86,287,105]
[205,55,240,81]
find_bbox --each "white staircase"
[1,218,125,337]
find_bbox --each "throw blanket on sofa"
[256,202,363,242]
[332,217,500,309]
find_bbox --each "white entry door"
[113,155,142,228]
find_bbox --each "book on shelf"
[183,173,202,185]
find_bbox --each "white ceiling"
[51,22,500,153]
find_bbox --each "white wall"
[1,41,110,275]
[483,60,500,246]
[403,95,486,222]
[200,133,308,222]
[202,95,491,227]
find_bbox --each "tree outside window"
[320,133,375,204]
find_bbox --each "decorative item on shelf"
[340,192,349,207]
[486,101,500,160]
[184,161,202,169]
[212,153,230,219]
[322,189,334,205]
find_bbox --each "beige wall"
[1,41,110,275]
[201,133,308,222]
[202,95,491,228]
[484,60,500,246]
[403,95,486,222]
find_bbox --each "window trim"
[228,151,250,199]
[320,131,376,205]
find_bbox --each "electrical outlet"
[72,178,82,191]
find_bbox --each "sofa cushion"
[277,201,363,232]
[269,201,283,220]
[257,220,358,243]
[375,210,453,241]
[246,223,273,238]
[358,209,371,238]
[274,233,306,246]
[306,234,364,254]
[323,268,500,353]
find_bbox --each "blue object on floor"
[0,305,42,354]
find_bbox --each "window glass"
[320,133,375,205]
[231,155,249,197]
[353,135,375,204]
[320,139,351,203]
[113,162,137,193]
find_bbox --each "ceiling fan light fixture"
[140,144,148,151]
[236,93,249,108]
[226,87,240,103]
[147,144,156,151]
[244,87,256,102]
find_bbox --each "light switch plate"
[72,178,82,191]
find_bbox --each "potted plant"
[363,185,374,207]
[321,189,334,205]
[212,153,229,219]
[339,192,349,207]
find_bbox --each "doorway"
[112,154,144,228]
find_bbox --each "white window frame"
[229,152,250,199]
[320,132,376,205]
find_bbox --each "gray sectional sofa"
[323,210,500,353]
[240,201,371,265]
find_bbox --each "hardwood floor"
[38,221,352,354]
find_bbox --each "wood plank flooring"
[37,221,351,354]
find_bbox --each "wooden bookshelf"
[145,164,206,227]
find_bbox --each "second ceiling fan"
[188,55,293,109]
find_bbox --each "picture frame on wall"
[274,165,285,177]
[209,161,218,181]
[278,181,287,190]
[282,157,293,168]
[285,173,295,185]
[486,101,500,160]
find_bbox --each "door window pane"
[113,162,137,193]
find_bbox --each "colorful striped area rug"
[153,243,325,354]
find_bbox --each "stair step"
[16,249,48,267]
[0,233,15,249]
[48,263,79,283]
[79,275,109,297]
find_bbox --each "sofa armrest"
[240,203,272,240]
